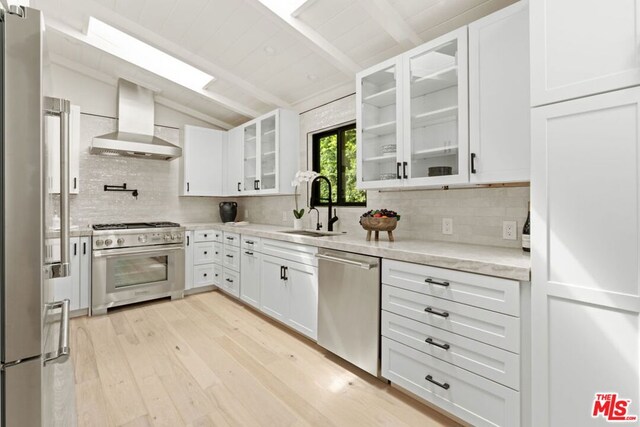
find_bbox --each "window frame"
[311,123,365,207]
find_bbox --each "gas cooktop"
[92,221,180,231]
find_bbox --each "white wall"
[48,63,217,129]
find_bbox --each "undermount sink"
[280,230,345,238]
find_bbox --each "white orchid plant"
[291,170,319,219]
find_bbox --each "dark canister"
[219,201,238,223]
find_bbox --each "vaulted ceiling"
[31,0,516,128]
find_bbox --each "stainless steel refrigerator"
[1,5,74,426]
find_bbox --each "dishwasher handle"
[315,253,377,270]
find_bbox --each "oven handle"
[92,243,185,258]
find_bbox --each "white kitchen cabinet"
[284,260,318,339]
[240,247,261,309]
[224,126,243,195]
[238,109,299,195]
[184,231,194,291]
[531,88,640,427]
[46,236,89,314]
[46,104,80,194]
[179,125,226,196]
[357,27,469,189]
[259,240,318,340]
[469,1,530,183]
[531,0,640,107]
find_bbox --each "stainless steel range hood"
[91,79,182,161]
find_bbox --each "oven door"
[92,243,184,314]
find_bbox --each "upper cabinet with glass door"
[356,57,403,189]
[237,109,299,196]
[403,27,468,187]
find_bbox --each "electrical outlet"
[282,211,288,222]
[503,221,517,240]
[442,218,453,235]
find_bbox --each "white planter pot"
[293,218,304,230]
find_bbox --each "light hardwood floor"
[70,291,460,427]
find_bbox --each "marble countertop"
[183,222,531,281]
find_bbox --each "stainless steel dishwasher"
[316,248,380,376]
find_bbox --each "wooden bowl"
[360,217,398,241]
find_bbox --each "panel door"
[531,0,640,106]
[225,126,244,195]
[240,249,261,309]
[531,87,640,426]
[184,231,194,291]
[79,236,91,309]
[259,254,288,322]
[356,56,405,189]
[286,261,318,340]
[181,126,224,196]
[469,1,530,184]
[402,27,469,187]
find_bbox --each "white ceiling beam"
[251,0,361,76]
[48,53,234,130]
[359,0,423,46]
[291,0,318,18]
[45,0,292,111]
[45,18,261,118]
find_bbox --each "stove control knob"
[164,234,171,241]
[117,238,125,245]
[95,239,104,247]
[105,239,113,246]
[138,235,147,243]
[171,234,177,241]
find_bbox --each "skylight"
[85,17,214,90]
[258,0,314,17]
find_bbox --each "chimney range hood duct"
[91,79,182,161]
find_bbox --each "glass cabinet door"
[357,57,403,188]
[243,122,258,191]
[404,28,468,185]
[259,113,277,191]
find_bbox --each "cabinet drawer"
[382,311,519,390]
[382,260,520,316]
[193,264,215,287]
[223,245,240,271]
[261,238,317,266]
[194,230,221,242]
[213,242,223,265]
[193,242,215,265]
[382,338,520,427]
[382,285,520,353]
[223,232,240,247]
[221,268,240,298]
[242,236,261,251]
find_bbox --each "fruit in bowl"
[360,209,400,241]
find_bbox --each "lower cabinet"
[185,229,224,291]
[46,236,91,314]
[260,251,318,340]
[240,246,261,309]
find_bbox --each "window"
[312,124,366,206]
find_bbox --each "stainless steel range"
[91,222,185,315]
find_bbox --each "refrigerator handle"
[43,299,70,365]
[46,97,71,278]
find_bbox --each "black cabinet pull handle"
[246,240,254,245]
[425,278,450,287]
[226,254,233,258]
[215,251,219,255]
[73,243,77,256]
[226,278,233,283]
[203,273,207,277]
[280,266,285,280]
[204,234,208,238]
[425,375,450,390]
[245,251,254,255]
[215,273,219,277]
[283,266,288,281]
[237,182,241,192]
[471,153,477,174]
[403,161,408,179]
[425,338,450,350]
[226,236,234,240]
[424,307,449,318]
[253,180,258,190]
[187,235,190,246]
[256,179,260,190]
[73,177,77,189]
[204,251,208,255]
[83,242,86,255]
[187,182,190,192]
[396,162,401,179]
